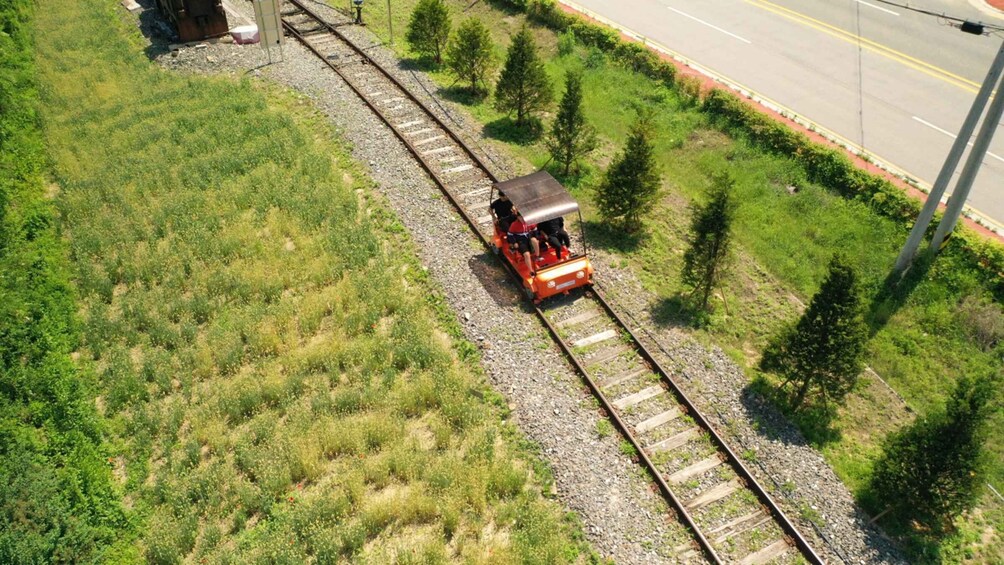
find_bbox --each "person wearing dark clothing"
[490,191,515,233]
[538,216,571,258]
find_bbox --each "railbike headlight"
[576,271,585,279]
[547,280,556,288]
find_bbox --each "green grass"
[0,0,127,562]
[34,0,591,561]
[356,0,1003,560]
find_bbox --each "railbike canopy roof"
[495,171,579,226]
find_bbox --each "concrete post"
[892,38,1004,274]
[930,50,1004,251]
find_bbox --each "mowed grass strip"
[357,0,1003,559]
[36,0,587,561]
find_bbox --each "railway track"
[279,2,825,562]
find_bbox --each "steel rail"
[279,4,824,563]
[534,305,723,563]
[284,0,501,186]
[590,287,824,564]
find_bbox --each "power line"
[854,0,866,149]
[869,0,1004,33]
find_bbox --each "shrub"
[556,29,576,56]
[762,254,868,409]
[677,74,703,107]
[867,375,999,535]
[682,172,737,311]
[495,27,554,128]
[545,71,597,176]
[446,17,498,96]
[406,0,452,65]
[594,111,661,233]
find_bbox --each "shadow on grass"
[397,57,439,73]
[651,294,709,329]
[544,163,598,192]
[484,0,524,16]
[581,220,644,253]
[437,84,489,106]
[853,489,953,564]
[745,374,842,446]
[866,250,935,338]
[483,116,543,145]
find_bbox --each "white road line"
[855,0,899,17]
[913,116,1004,164]
[667,6,751,44]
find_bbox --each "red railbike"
[489,171,594,302]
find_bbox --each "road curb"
[558,0,1004,244]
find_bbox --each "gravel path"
[137,1,908,562]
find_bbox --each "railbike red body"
[489,171,594,302]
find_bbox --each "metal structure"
[155,0,228,42]
[279,1,825,561]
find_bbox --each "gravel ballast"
[138,1,907,562]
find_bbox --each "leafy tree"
[494,27,553,127]
[545,71,597,176]
[594,112,661,233]
[761,254,867,409]
[867,375,998,535]
[446,18,497,96]
[682,173,736,310]
[406,0,451,65]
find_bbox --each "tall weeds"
[35,0,584,560]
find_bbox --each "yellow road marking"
[744,0,980,93]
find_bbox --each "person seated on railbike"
[537,216,571,260]
[490,190,515,233]
[507,211,542,274]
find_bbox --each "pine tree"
[406,0,451,65]
[682,173,736,310]
[868,375,997,534]
[761,254,867,409]
[446,18,497,96]
[545,71,597,176]
[494,27,553,127]
[594,112,661,233]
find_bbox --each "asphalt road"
[565,0,1004,230]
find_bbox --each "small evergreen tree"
[545,71,597,176]
[682,173,736,310]
[446,18,497,96]
[406,0,451,65]
[594,112,661,233]
[494,27,553,127]
[868,375,997,534]
[761,254,867,409]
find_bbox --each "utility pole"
[387,0,394,45]
[892,37,1004,275]
[929,49,1004,251]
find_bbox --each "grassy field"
[350,0,1003,560]
[1,0,126,561]
[34,0,592,561]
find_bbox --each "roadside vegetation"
[353,0,1004,560]
[0,0,126,562]
[31,0,590,561]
